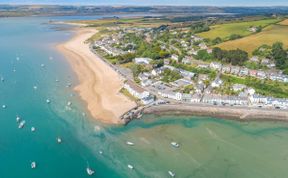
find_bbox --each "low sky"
[0,0,288,6]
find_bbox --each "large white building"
[158,91,182,101]
[134,58,152,65]
[124,80,154,105]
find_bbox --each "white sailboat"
[57,137,62,144]
[31,127,36,132]
[67,101,72,106]
[16,116,21,122]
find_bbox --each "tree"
[271,42,287,69]
[229,34,242,40]
[196,49,212,61]
[212,37,222,45]
[212,47,248,66]
[212,47,224,60]
[226,49,248,66]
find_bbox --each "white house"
[249,94,268,105]
[211,78,223,88]
[171,54,179,62]
[124,80,154,104]
[210,62,222,71]
[134,57,152,65]
[158,91,182,101]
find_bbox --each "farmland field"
[198,18,280,40]
[216,23,288,54]
[278,19,288,25]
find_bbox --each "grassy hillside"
[198,18,280,40]
[74,17,170,28]
[217,23,288,54]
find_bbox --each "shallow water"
[1,16,288,178]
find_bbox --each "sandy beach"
[57,27,136,124]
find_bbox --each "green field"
[198,18,280,40]
[74,17,170,28]
[217,23,288,54]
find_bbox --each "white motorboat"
[31,161,36,169]
[31,127,36,132]
[171,142,179,148]
[46,99,50,104]
[126,141,134,146]
[168,171,175,177]
[18,120,26,129]
[1,77,4,82]
[99,150,103,155]
[33,86,38,90]
[41,64,45,67]
[86,167,95,176]
[57,137,62,144]
[127,164,134,170]
[2,105,6,109]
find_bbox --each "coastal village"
[92,22,288,118]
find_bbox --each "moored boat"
[18,120,26,129]
[126,141,134,146]
[168,170,175,177]
[31,127,36,132]
[127,164,134,169]
[86,167,95,176]
[57,137,62,144]
[171,142,179,148]
[31,161,36,169]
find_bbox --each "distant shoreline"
[144,104,288,122]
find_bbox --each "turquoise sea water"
[1,16,288,178]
